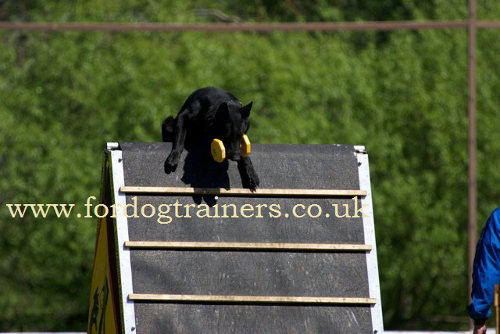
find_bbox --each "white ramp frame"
[110,147,137,333]
[356,146,384,334]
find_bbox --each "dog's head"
[214,101,253,161]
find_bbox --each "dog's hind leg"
[164,111,189,173]
[237,157,260,189]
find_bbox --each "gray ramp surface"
[117,142,375,334]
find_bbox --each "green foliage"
[1,0,500,331]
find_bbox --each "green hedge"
[1,0,500,330]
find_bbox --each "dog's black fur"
[162,87,260,189]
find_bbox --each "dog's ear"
[240,101,252,118]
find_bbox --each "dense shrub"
[1,0,499,330]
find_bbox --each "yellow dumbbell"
[211,135,252,163]
[211,138,226,163]
[241,134,251,157]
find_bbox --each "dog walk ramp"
[88,142,384,333]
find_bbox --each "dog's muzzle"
[211,135,251,163]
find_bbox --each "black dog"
[162,87,260,189]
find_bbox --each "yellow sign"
[88,217,118,333]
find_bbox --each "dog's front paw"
[164,151,180,173]
[239,159,260,190]
[247,172,260,190]
[237,157,259,189]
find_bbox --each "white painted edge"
[354,145,367,154]
[107,142,120,150]
[356,150,385,334]
[110,150,137,333]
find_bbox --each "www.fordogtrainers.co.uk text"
[5,196,370,224]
